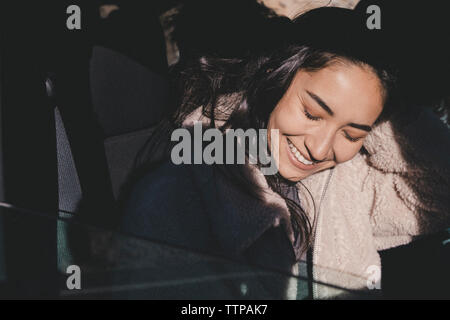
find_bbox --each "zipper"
[310,168,334,299]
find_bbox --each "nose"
[304,127,335,162]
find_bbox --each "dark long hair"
[128,6,399,256]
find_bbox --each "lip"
[285,138,317,171]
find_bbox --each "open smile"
[286,137,318,171]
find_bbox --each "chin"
[278,162,334,182]
[277,166,312,182]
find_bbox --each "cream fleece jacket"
[183,100,450,299]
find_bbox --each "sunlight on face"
[267,62,384,181]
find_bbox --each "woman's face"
[267,63,384,181]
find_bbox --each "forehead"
[291,64,384,124]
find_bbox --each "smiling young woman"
[118,5,450,299]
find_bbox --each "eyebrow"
[306,90,334,116]
[348,122,372,132]
[305,90,372,132]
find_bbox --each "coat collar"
[189,163,296,256]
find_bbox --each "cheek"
[334,140,365,163]
[271,103,306,134]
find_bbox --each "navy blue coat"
[119,160,307,299]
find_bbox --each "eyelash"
[344,132,361,143]
[304,109,321,121]
[303,107,362,143]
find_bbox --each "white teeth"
[287,140,313,165]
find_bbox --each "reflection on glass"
[0,205,379,299]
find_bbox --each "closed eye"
[304,109,321,121]
[343,131,362,142]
